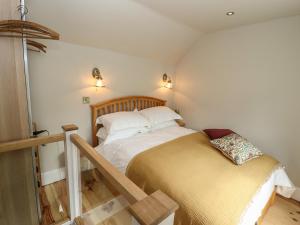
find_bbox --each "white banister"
[62,124,82,221]
[71,133,179,225]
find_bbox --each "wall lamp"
[161,73,172,89]
[92,67,105,87]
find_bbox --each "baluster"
[133,100,136,110]
[146,100,149,108]
[140,100,143,110]
[62,125,81,221]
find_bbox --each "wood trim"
[70,133,147,204]
[257,190,276,225]
[129,190,178,225]
[0,1,39,224]
[90,96,166,147]
[0,133,65,154]
[62,124,79,132]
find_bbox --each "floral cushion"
[210,133,263,165]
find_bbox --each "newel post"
[62,124,81,221]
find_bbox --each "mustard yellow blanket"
[126,132,279,225]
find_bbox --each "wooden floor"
[41,169,119,225]
[41,169,300,225]
[40,180,69,225]
[262,196,300,225]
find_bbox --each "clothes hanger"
[0,20,59,40]
[27,39,47,53]
[0,4,59,54]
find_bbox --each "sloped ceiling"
[135,0,300,32]
[27,0,200,65]
[27,0,300,64]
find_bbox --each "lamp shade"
[166,80,172,89]
[96,79,104,87]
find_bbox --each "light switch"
[82,97,90,104]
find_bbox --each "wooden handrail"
[70,133,178,225]
[70,134,147,204]
[0,133,65,154]
[0,124,178,224]
[129,190,178,225]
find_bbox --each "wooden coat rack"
[0,20,59,40]
[0,4,60,53]
[0,19,60,53]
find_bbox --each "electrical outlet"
[82,97,90,104]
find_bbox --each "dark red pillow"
[203,129,234,140]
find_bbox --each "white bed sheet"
[95,126,295,225]
[96,126,196,173]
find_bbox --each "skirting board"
[292,187,300,201]
[41,167,66,186]
[41,159,95,186]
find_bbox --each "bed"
[90,96,295,225]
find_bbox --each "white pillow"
[96,111,150,134]
[98,137,105,144]
[150,120,179,131]
[139,106,182,126]
[96,127,148,145]
[96,127,109,140]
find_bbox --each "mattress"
[95,126,295,225]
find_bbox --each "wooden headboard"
[90,96,166,147]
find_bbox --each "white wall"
[174,15,300,186]
[27,0,200,65]
[29,41,175,175]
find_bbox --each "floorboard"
[41,169,119,225]
[262,196,300,225]
[41,169,300,225]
